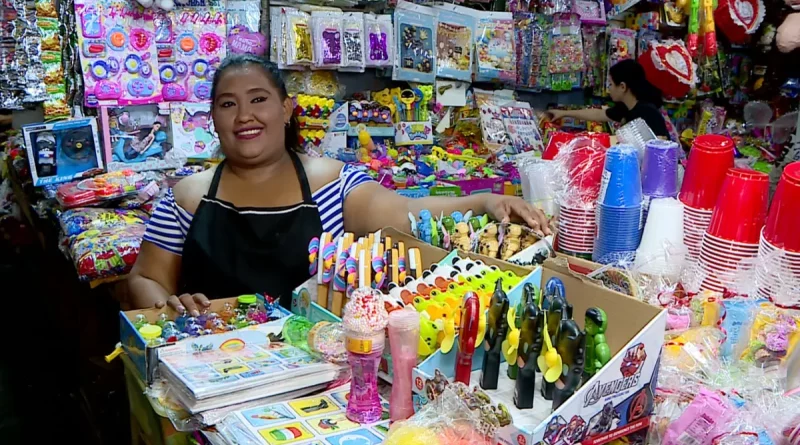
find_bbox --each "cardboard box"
[120,296,291,384]
[411,257,666,445]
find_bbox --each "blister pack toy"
[158,7,226,102]
[364,13,393,68]
[169,102,220,159]
[433,5,474,82]
[475,12,516,84]
[59,208,149,237]
[56,169,148,208]
[75,0,162,107]
[311,11,343,69]
[340,12,366,72]
[101,104,188,172]
[393,2,436,84]
[227,0,266,56]
[22,118,105,187]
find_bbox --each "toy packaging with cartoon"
[22,118,104,186]
[169,102,220,159]
[101,104,181,171]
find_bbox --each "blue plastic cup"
[599,145,643,208]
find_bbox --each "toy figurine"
[513,286,543,409]
[501,224,523,260]
[584,307,611,378]
[479,223,498,257]
[480,278,510,390]
[541,292,570,400]
[453,222,471,251]
[419,210,433,244]
[440,215,456,249]
[551,319,586,411]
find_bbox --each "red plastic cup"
[565,140,607,200]
[679,135,735,209]
[706,168,770,244]
[763,162,800,252]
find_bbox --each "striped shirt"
[143,164,374,255]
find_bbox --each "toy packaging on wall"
[433,5,475,82]
[548,13,584,91]
[286,8,314,67]
[573,0,607,25]
[501,102,544,154]
[158,7,226,102]
[227,0,266,56]
[75,0,162,107]
[393,2,437,84]
[475,12,516,84]
[23,118,104,187]
[169,102,220,159]
[364,13,393,68]
[606,27,636,95]
[340,12,366,73]
[101,104,187,172]
[311,11,344,70]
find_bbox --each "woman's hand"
[483,194,552,236]
[546,109,566,121]
[156,293,211,316]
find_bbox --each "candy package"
[227,0,266,56]
[475,12,516,83]
[59,208,149,237]
[340,12,366,73]
[364,13,393,68]
[433,5,474,82]
[286,8,314,66]
[69,224,146,282]
[311,11,343,69]
[393,2,437,84]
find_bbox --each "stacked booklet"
[158,324,347,414]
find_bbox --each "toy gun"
[551,319,586,411]
[455,291,481,385]
[480,278,510,390]
[514,286,543,409]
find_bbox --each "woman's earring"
[285,122,290,128]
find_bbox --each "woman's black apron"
[181,151,323,308]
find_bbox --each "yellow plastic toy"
[502,307,520,364]
[385,424,442,445]
[538,311,563,383]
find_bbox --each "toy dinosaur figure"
[584,307,611,379]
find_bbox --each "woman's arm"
[548,107,611,123]
[343,182,551,237]
[128,241,181,308]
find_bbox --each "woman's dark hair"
[609,59,664,108]
[210,54,302,153]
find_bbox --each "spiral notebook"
[158,326,346,413]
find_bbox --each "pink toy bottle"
[388,308,420,422]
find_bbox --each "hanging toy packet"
[433,4,475,82]
[286,8,314,67]
[364,13,393,68]
[269,7,281,63]
[75,0,162,107]
[227,0,266,56]
[311,11,343,69]
[340,12,366,73]
[475,12,516,84]
[500,102,544,154]
[158,7,226,102]
[548,13,584,91]
[393,1,437,84]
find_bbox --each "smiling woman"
[128,55,551,314]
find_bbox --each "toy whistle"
[455,291,481,385]
[514,287,543,409]
[480,278,510,390]
[552,319,586,411]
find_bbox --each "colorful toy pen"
[514,289,543,409]
[317,232,333,308]
[408,247,422,279]
[456,291,481,385]
[397,241,407,282]
[332,233,353,316]
[480,278,510,390]
[552,319,586,411]
[390,248,399,284]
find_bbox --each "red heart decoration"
[731,0,758,30]
[654,44,693,84]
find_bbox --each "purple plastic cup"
[642,139,680,199]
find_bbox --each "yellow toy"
[385,424,442,445]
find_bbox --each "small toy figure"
[453,222,471,251]
[35,132,57,176]
[480,278,510,390]
[584,307,611,378]
[418,209,433,244]
[480,223,499,257]
[501,224,523,260]
[552,319,586,411]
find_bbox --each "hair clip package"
[227,0,266,56]
[475,12,516,84]
[340,12,366,73]
[169,102,220,159]
[433,5,475,82]
[23,118,105,187]
[311,11,344,70]
[287,8,314,67]
[100,104,186,172]
[75,0,162,107]
[158,7,226,102]
[364,13,393,68]
[393,2,437,84]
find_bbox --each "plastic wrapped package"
[286,9,314,67]
[385,384,496,445]
[738,303,800,375]
[474,13,516,84]
[364,13,393,68]
[311,11,343,69]
[227,0,265,56]
[551,136,608,209]
[59,208,149,237]
[340,12,366,73]
[663,326,725,375]
[433,6,474,82]
[662,387,737,445]
[393,2,437,84]
[269,7,281,63]
[516,157,560,217]
[69,224,146,281]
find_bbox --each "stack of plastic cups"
[593,145,644,264]
[634,198,688,281]
[698,168,770,292]
[678,135,736,262]
[641,140,680,220]
[556,138,607,260]
[756,162,800,303]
